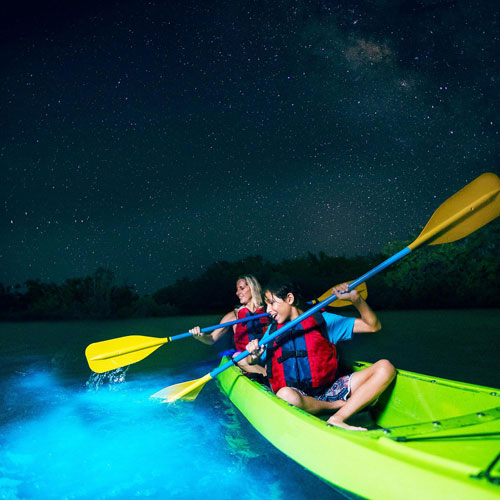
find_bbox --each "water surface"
[1,310,499,499]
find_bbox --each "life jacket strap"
[277,350,308,364]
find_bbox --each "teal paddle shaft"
[209,247,411,378]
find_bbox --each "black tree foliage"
[1,222,498,320]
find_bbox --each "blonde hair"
[237,275,264,310]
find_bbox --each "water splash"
[85,366,129,391]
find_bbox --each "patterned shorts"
[293,374,352,402]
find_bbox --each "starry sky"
[1,0,498,293]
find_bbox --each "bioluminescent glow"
[0,358,339,500]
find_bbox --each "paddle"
[309,281,368,307]
[152,172,500,403]
[85,312,269,373]
[86,282,363,373]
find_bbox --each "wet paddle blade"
[312,281,368,306]
[151,373,213,403]
[86,335,169,373]
[410,172,500,250]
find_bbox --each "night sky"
[1,0,498,293]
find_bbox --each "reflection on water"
[0,355,344,500]
[218,393,261,462]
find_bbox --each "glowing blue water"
[0,356,345,500]
[2,310,499,499]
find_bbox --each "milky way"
[1,0,498,292]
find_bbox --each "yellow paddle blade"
[409,172,500,250]
[151,373,212,403]
[312,281,368,306]
[85,335,170,373]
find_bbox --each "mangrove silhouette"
[1,221,499,320]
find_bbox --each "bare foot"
[326,415,367,431]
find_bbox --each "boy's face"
[264,290,294,324]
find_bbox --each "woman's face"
[264,290,294,324]
[235,279,252,305]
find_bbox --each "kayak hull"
[217,359,500,500]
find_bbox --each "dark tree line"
[0,268,175,320]
[1,221,499,320]
[375,219,500,309]
[153,220,500,313]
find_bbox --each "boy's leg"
[275,386,367,431]
[326,359,395,430]
[275,387,346,413]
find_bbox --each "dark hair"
[265,279,308,309]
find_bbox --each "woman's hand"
[189,325,214,344]
[189,326,203,336]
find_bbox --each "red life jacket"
[233,306,269,351]
[266,313,337,393]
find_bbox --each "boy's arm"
[352,295,381,333]
[332,283,381,333]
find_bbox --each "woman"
[247,280,395,430]
[189,275,269,374]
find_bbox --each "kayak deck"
[216,359,500,500]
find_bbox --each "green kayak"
[217,358,500,499]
